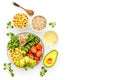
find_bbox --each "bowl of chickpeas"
[13,13,29,29]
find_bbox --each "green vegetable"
[7,32,20,50]
[22,47,29,53]
[49,22,56,28]
[26,34,35,42]
[3,63,14,77]
[7,21,14,28]
[24,34,40,49]
[40,67,47,77]
[6,32,14,38]
[25,44,31,50]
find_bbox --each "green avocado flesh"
[14,56,36,68]
[43,50,58,68]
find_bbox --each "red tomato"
[28,51,32,54]
[27,53,34,59]
[35,56,40,61]
[36,50,42,58]
[35,43,42,50]
[30,46,37,54]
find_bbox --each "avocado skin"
[43,50,58,68]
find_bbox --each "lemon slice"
[43,31,58,45]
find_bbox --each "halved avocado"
[43,50,58,68]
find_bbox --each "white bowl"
[31,15,47,32]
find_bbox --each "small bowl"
[13,13,29,30]
[31,15,47,32]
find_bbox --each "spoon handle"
[12,2,20,7]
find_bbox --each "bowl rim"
[12,13,30,30]
[30,15,47,32]
[7,32,44,69]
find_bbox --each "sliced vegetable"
[36,43,42,50]
[27,53,34,59]
[36,50,42,58]
[30,46,37,54]
[35,56,40,63]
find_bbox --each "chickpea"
[8,47,23,63]
[13,13,29,29]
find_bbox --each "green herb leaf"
[7,21,14,28]
[7,32,20,50]
[49,22,56,28]
[4,63,7,66]
[3,67,6,70]
[11,73,14,77]
[6,32,14,38]
[40,66,47,77]
[3,63,15,77]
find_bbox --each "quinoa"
[32,16,46,31]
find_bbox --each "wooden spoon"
[12,2,34,16]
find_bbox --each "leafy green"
[6,32,14,38]
[40,67,47,77]
[3,63,15,77]
[7,21,14,28]
[7,32,20,50]
[24,60,36,71]
[26,34,35,42]
[49,22,56,28]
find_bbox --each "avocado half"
[43,50,58,68]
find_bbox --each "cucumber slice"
[22,47,29,53]
[25,44,31,50]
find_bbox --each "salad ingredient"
[18,34,28,46]
[8,47,23,63]
[27,43,43,63]
[26,34,40,43]
[27,53,34,59]
[13,13,29,29]
[35,43,42,50]
[7,21,14,28]
[43,30,58,45]
[43,50,58,68]
[49,22,56,28]
[14,56,36,69]
[32,15,46,31]
[21,33,40,55]
[6,32,14,38]
[7,33,20,50]
[30,46,37,54]
[36,50,42,58]
[40,67,47,77]
[3,63,14,77]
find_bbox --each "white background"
[0,0,120,80]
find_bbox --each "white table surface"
[0,0,120,80]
